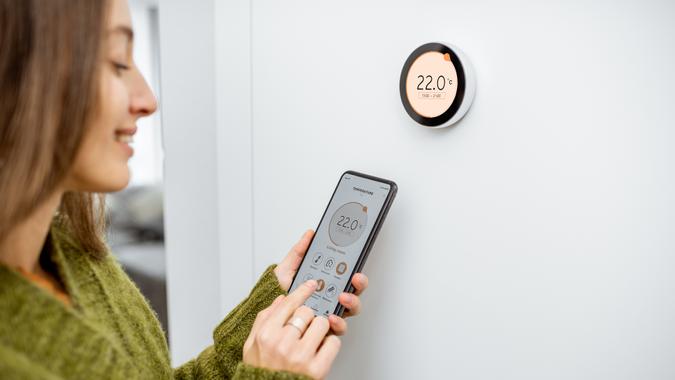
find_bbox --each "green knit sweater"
[0,224,312,380]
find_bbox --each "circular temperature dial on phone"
[329,202,368,247]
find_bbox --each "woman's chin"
[107,179,130,193]
[68,168,131,193]
[104,172,131,193]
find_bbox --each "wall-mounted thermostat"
[399,42,475,128]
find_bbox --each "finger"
[311,335,341,379]
[268,280,318,327]
[282,305,315,340]
[328,314,347,336]
[351,273,368,296]
[267,294,286,315]
[299,315,330,353]
[338,292,361,317]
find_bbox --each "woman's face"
[65,0,157,193]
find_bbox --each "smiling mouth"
[115,126,137,144]
[115,133,134,143]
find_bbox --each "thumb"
[279,229,314,271]
[275,230,314,290]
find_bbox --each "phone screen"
[289,172,392,317]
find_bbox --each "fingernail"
[306,279,318,289]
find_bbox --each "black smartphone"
[288,170,397,317]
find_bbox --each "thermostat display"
[400,43,475,128]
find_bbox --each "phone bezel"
[288,170,398,317]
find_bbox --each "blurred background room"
[107,0,167,336]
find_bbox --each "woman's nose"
[130,68,158,117]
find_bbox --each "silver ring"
[286,316,307,334]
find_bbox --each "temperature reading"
[416,75,451,91]
[336,215,360,231]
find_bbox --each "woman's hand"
[274,230,369,335]
[243,280,341,380]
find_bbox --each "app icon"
[324,257,335,271]
[316,279,325,292]
[312,252,324,266]
[336,262,347,275]
[325,283,338,298]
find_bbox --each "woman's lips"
[115,126,136,157]
[115,125,137,136]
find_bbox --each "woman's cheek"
[104,77,133,188]
[60,69,132,192]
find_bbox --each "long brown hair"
[0,0,110,257]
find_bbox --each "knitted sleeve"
[173,264,312,380]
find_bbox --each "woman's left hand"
[274,230,369,336]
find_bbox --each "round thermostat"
[399,42,476,128]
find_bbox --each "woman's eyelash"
[112,61,130,74]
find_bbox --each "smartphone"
[288,170,397,317]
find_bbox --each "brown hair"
[0,0,110,257]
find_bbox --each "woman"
[0,0,369,379]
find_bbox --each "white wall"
[158,0,255,364]
[249,1,675,379]
[159,0,675,378]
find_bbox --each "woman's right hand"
[243,280,341,380]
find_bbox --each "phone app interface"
[290,173,391,317]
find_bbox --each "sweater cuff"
[233,362,312,380]
[215,264,287,335]
[212,265,287,367]
[244,264,288,309]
